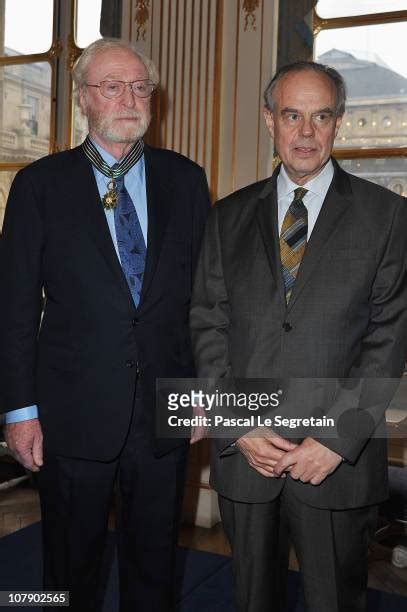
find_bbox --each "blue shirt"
[3,138,148,424]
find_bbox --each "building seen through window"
[0,0,103,230]
[315,5,407,197]
[1,50,51,160]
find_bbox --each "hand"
[3,418,43,472]
[273,437,342,485]
[236,428,297,478]
[190,405,208,444]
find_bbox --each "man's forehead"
[87,49,147,78]
[273,71,336,107]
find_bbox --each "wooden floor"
[1,478,407,598]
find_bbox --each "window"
[0,0,106,230]
[314,2,407,196]
[316,1,407,19]
[26,95,40,136]
[76,0,102,48]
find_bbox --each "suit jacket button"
[132,318,138,326]
[282,322,292,332]
[126,359,135,368]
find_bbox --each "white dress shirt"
[277,159,334,238]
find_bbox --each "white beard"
[87,108,151,143]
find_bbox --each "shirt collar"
[277,159,334,199]
[89,137,119,167]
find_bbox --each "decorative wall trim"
[130,0,278,198]
[135,0,150,41]
[242,0,259,31]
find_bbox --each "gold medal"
[102,179,118,210]
[82,136,144,210]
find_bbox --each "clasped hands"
[236,428,343,485]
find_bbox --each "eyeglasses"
[86,80,156,99]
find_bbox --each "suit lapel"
[73,147,134,306]
[286,160,353,312]
[255,165,287,311]
[138,146,172,308]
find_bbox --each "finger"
[293,466,314,482]
[267,436,297,451]
[273,452,297,476]
[263,448,286,462]
[253,444,287,463]
[252,463,275,475]
[251,461,277,471]
[250,459,276,475]
[250,464,276,478]
[299,472,313,483]
[310,475,324,485]
[252,452,279,466]
[15,449,38,472]
[32,435,43,467]
[289,468,304,481]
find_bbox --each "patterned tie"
[114,174,146,307]
[280,187,308,303]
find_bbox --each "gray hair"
[72,38,159,98]
[264,60,346,116]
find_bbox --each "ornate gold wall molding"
[66,33,81,71]
[130,0,279,199]
[242,0,259,31]
[135,0,150,41]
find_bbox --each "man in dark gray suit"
[190,61,407,612]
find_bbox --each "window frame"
[0,0,106,174]
[0,0,61,173]
[313,6,407,162]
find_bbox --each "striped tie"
[280,187,308,303]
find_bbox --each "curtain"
[277,0,317,67]
[100,0,123,38]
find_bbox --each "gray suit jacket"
[190,160,407,510]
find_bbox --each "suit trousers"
[219,481,378,612]
[36,392,188,612]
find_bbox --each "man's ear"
[78,86,87,117]
[263,107,275,138]
[334,113,343,138]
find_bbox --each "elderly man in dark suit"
[0,38,210,611]
[190,61,407,612]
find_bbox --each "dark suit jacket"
[0,144,210,460]
[190,160,407,509]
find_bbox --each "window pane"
[0,63,51,163]
[75,0,103,48]
[338,158,407,196]
[71,97,88,148]
[2,0,53,55]
[0,170,17,231]
[316,0,407,19]
[315,23,407,149]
